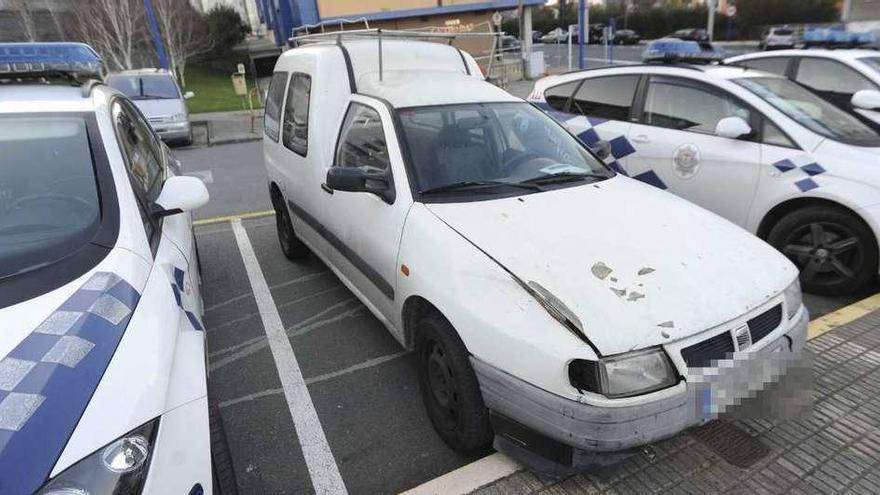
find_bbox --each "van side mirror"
[184,91,195,99]
[715,116,752,139]
[152,176,209,219]
[326,167,395,203]
[590,140,612,160]
[852,89,880,111]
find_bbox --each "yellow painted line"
[193,209,274,226]
[808,292,880,340]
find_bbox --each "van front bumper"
[472,307,809,470]
[153,121,192,142]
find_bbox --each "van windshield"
[0,116,100,280]
[397,102,611,199]
[734,76,880,146]
[106,74,180,100]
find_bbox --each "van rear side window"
[264,71,288,142]
[282,73,311,156]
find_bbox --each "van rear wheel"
[272,196,309,260]
[767,206,877,295]
[415,312,492,452]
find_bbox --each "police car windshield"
[106,74,180,100]
[0,116,100,279]
[735,76,880,146]
[397,102,610,198]
[860,56,880,76]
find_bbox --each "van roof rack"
[288,28,496,82]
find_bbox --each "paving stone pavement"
[473,310,880,495]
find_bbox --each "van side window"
[282,73,311,156]
[544,81,579,112]
[335,103,390,172]
[570,75,640,121]
[264,71,288,142]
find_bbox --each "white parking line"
[231,218,348,495]
[400,452,520,495]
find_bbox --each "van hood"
[131,98,185,120]
[426,176,797,356]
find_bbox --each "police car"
[266,31,806,472]
[726,49,880,126]
[0,43,218,494]
[529,40,880,295]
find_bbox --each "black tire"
[415,311,492,452]
[209,381,238,495]
[767,205,878,295]
[272,193,309,260]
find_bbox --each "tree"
[9,0,37,42]
[153,0,213,87]
[736,0,838,38]
[71,0,146,71]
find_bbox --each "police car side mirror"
[590,140,612,160]
[152,176,209,219]
[852,90,880,111]
[184,91,195,100]
[326,167,395,203]
[715,117,752,139]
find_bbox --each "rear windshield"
[772,29,793,35]
[0,116,100,280]
[735,76,880,146]
[106,74,180,100]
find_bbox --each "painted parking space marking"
[194,209,274,227]
[231,218,348,494]
[404,291,880,495]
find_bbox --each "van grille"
[681,332,734,368]
[747,304,783,344]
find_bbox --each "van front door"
[319,97,411,330]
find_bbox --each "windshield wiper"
[419,180,543,195]
[519,172,609,185]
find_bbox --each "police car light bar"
[642,38,724,64]
[0,42,103,79]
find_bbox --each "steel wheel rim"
[424,340,460,428]
[782,221,862,286]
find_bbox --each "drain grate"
[691,420,770,469]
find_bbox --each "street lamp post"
[144,0,169,71]
[706,0,716,42]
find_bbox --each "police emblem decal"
[673,143,701,179]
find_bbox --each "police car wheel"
[273,195,309,260]
[768,206,878,296]
[416,311,492,452]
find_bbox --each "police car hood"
[426,175,798,355]
[0,248,190,491]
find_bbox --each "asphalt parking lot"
[176,135,879,494]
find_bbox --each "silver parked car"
[106,69,194,146]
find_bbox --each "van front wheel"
[416,312,492,452]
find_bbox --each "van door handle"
[631,134,650,144]
[320,183,334,194]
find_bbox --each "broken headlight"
[570,348,678,398]
[37,418,159,495]
[784,278,802,320]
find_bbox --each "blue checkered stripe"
[534,103,666,190]
[171,267,203,331]
[773,157,827,192]
[0,272,140,495]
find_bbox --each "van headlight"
[784,278,802,319]
[569,348,678,398]
[173,112,187,122]
[37,418,158,494]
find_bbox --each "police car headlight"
[569,348,678,398]
[784,278,802,320]
[36,418,159,494]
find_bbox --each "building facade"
[843,0,880,33]
[255,0,544,47]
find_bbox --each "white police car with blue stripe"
[530,39,880,296]
[0,43,215,494]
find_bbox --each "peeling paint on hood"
[426,176,798,355]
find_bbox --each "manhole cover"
[691,420,770,469]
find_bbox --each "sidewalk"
[190,109,264,147]
[472,306,880,494]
